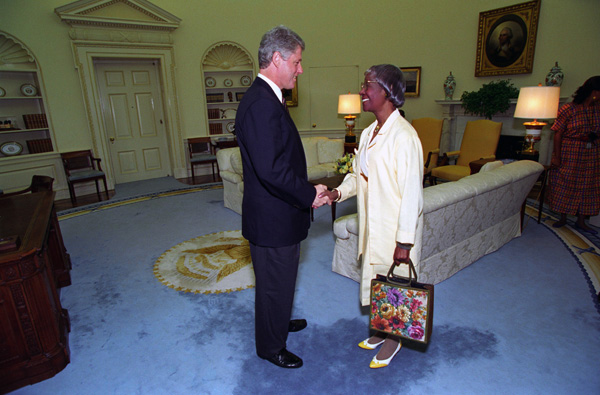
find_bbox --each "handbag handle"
[386,259,418,287]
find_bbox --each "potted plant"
[460,79,519,120]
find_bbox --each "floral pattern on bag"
[370,282,429,342]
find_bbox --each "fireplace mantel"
[435,98,567,165]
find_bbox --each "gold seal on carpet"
[154,230,254,294]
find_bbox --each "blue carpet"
[113,176,192,199]
[10,186,600,394]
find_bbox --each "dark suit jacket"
[234,77,315,247]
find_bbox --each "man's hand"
[312,184,329,208]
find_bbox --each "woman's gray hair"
[365,64,406,108]
[258,25,305,69]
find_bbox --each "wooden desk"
[0,191,71,393]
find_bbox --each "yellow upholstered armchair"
[411,117,443,184]
[430,119,502,184]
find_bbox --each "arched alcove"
[201,41,255,136]
[0,30,60,192]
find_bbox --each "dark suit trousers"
[250,242,301,358]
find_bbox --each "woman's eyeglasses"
[360,80,379,91]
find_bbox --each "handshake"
[312,184,340,208]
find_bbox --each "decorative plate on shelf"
[20,84,38,97]
[240,75,252,86]
[1,141,23,156]
[205,76,216,88]
[0,87,5,97]
[223,78,233,87]
[226,122,235,133]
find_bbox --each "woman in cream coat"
[321,64,423,368]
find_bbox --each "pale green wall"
[1,0,598,153]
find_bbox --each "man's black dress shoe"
[261,348,303,368]
[288,319,307,332]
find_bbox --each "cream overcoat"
[336,110,424,306]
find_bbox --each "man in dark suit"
[234,25,327,369]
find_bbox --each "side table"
[344,142,357,154]
[536,165,551,223]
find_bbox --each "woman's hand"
[393,245,411,266]
[318,189,339,206]
[551,153,561,168]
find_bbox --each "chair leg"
[102,177,109,200]
[95,179,101,201]
[191,164,196,185]
[430,176,437,186]
[68,183,76,205]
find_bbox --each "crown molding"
[55,0,181,31]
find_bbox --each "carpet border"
[525,204,600,315]
[57,183,223,220]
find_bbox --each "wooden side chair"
[430,119,502,185]
[188,137,218,183]
[0,175,54,197]
[61,150,109,205]
[412,117,443,185]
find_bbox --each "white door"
[95,59,170,184]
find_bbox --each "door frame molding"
[94,57,172,184]
[56,0,184,188]
[71,44,184,187]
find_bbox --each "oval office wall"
[0,0,598,199]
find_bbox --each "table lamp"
[338,93,361,143]
[514,84,560,154]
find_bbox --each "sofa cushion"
[301,137,322,168]
[307,166,329,181]
[230,150,243,175]
[317,139,344,164]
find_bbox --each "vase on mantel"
[443,72,456,100]
[545,62,564,87]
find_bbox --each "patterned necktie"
[282,96,289,113]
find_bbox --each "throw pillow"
[317,139,344,164]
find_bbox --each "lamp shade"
[514,86,560,119]
[338,94,361,114]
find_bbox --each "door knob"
[109,137,115,143]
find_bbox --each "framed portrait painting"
[401,67,421,97]
[475,0,541,77]
[282,79,298,107]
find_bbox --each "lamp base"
[523,138,540,154]
[522,121,545,155]
[344,115,357,144]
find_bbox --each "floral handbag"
[369,260,434,344]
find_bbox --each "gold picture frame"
[475,0,541,77]
[401,67,421,97]
[282,79,298,107]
